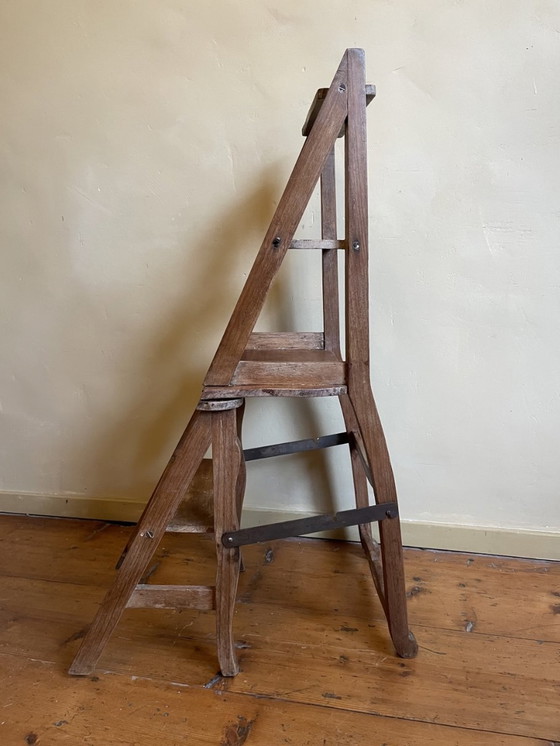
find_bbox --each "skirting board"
[0,490,558,561]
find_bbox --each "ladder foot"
[394,630,418,659]
[219,658,240,677]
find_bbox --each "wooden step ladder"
[69,48,418,678]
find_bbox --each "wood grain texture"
[302,83,376,137]
[1,655,546,746]
[231,360,346,387]
[127,584,215,610]
[68,410,212,675]
[212,407,243,676]
[246,331,325,350]
[321,147,341,353]
[201,384,348,398]
[0,515,558,744]
[289,239,345,250]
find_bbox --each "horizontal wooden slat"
[289,239,345,250]
[2,656,542,746]
[231,360,346,387]
[127,584,215,610]
[241,348,339,362]
[247,331,324,350]
[201,384,347,398]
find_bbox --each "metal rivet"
[146,530,154,539]
[352,240,360,251]
[385,509,396,519]
[338,84,346,92]
[272,236,281,248]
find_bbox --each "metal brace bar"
[221,501,398,547]
[243,432,350,462]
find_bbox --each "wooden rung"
[127,585,216,610]
[201,384,347,399]
[302,83,376,137]
[241,348,339,362]
[247,332,324,350]
[289,239,345,250]
[231,360,346,387]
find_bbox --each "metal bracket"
[243,432,349,462]
[221,502,398,548]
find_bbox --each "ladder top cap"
[302,84,376,137]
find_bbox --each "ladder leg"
[235,402,247,573]
[339,394,385,604]
[346,387,418,659]
[213,406,243,676]
[68,410,212,675]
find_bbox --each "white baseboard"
[1,491,558,561]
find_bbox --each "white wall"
[1,1,559,557]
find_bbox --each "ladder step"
[232,360,345,387]
[127,584,216,610]
[247,331,324,350]
[289,239,345,250]
[201,384,347,399]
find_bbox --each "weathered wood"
[321,147,341,353]
[2,655,545,746]
[302,83,376,137]
[231,360,346,387]
[201,384,348,398]
[68,410,213,675]
[204,52,349,386]
[289,238,345,250]
[247,331,324,350]
[69,49,418,678]
[2,516,557,643]
[240,348,340,362]
[127,584,215,610]
[196,398,243,411]
[344,48,416,658]
[212,407,243,676]
[1,517,558,742]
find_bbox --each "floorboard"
[0,514,558,744]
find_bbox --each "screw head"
[145,530,154,539]
[272,236,281,248]
[352,240,360,251]
[338,83,346,92]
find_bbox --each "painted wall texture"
[1,1,559,548]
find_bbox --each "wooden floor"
[0,515,558,745]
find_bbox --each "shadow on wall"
[74,167,337,513]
